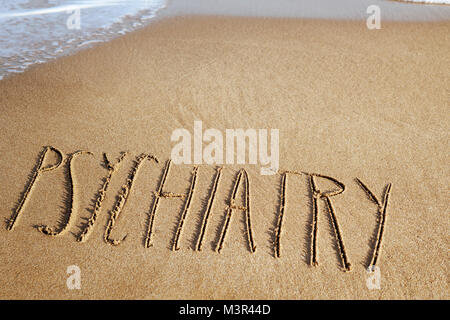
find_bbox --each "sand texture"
[0,16,448,299]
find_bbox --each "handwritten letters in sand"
[6,146,392,272]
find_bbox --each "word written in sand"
[7,146,392,272]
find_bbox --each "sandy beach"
[0,15,448,299]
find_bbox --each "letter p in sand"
[7,146,64,231]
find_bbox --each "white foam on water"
[0,0,167,79]
[0,0,449,80]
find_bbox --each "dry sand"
[0,16,448,299]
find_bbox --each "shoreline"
[1,13,449,82]
[2,0,450,80]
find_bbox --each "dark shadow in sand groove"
[194,166,222,252]
[143,159,178,249]
[273,172,287,258]
[38,150,93,237]
[7,146,64,231]
[77,152,128,242]
[267,173,283,258]
[215,169,256,254]
[355,178,392,268]
[303,174,315,266]
[171,166,199,251]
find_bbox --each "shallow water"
[162,0,450,20]
[0,0,449,80]
[0,0,167,80]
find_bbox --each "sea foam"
[0,0,167,79]
[1,0,449,80]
